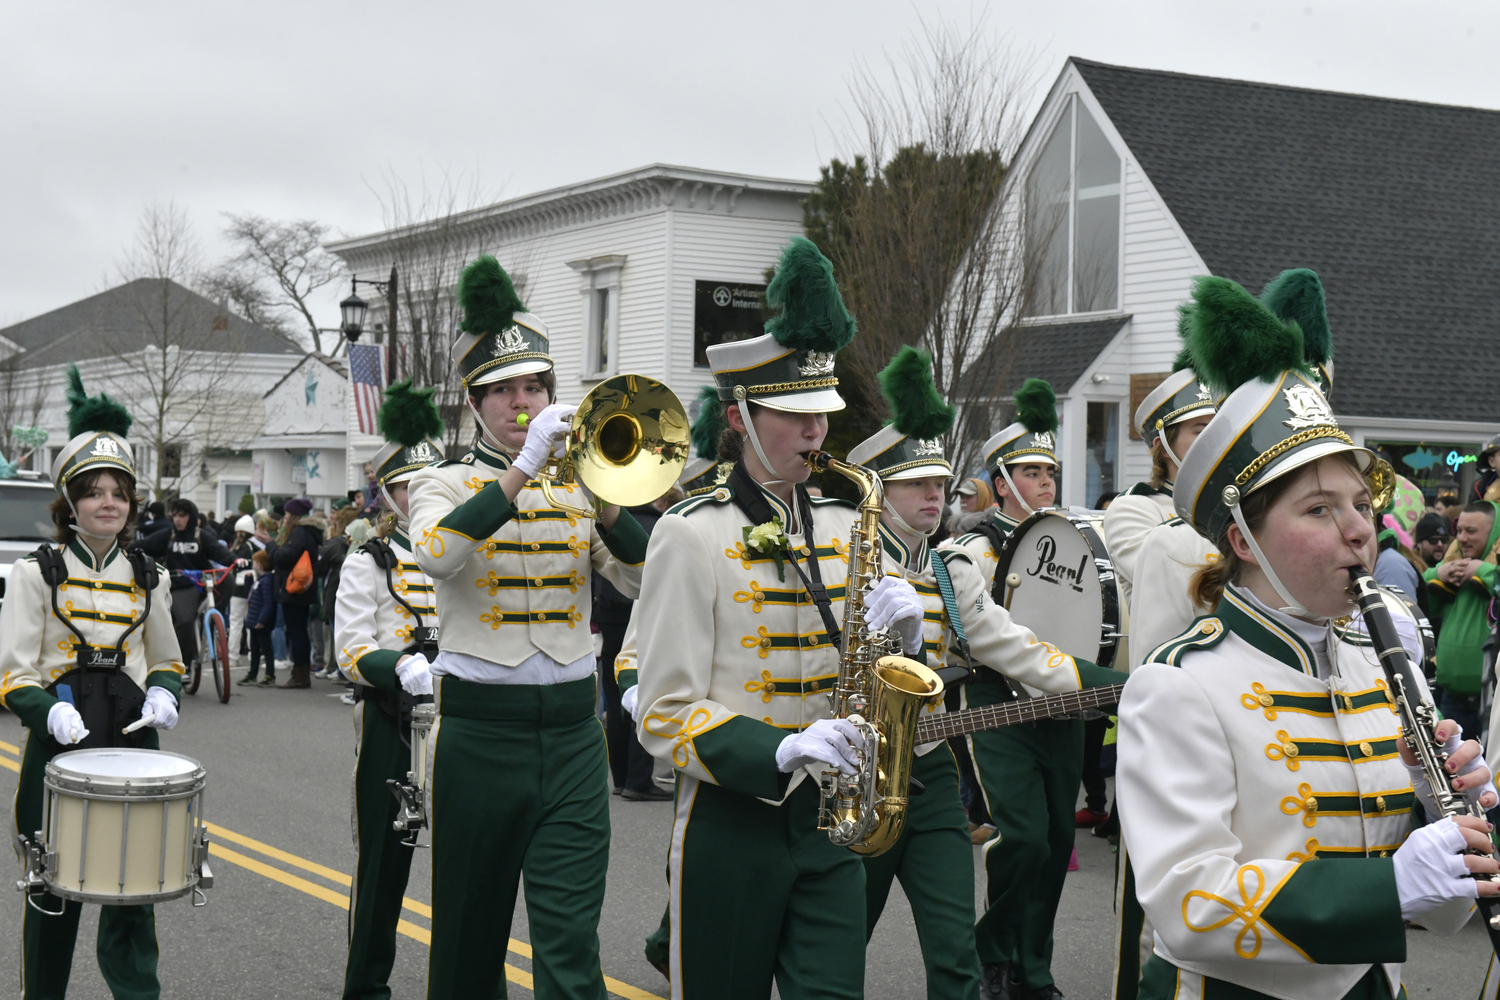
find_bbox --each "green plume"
[1013,378,1058,434]
[1171,346,1194,373]
[879,346,954,439]
[458,255,525,335]
[1259,268,1331,366]
[1182,276,1308,396]
[377,379,445,447]
[65,365,132,439]
[690,386,728,460]
[764,237,856,353]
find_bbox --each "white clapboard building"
[983,58,1500,506]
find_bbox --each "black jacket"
[318,535,351,623]
[272,514,326,606]
[591,503,662,627]
[134,500,234,591]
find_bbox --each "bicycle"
[179,566,235,704]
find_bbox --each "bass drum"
[994,509,1122,669]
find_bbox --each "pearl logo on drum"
[1026,533,1088,593]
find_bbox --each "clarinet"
[1347,568,1500,953]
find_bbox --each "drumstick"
[1004,573,1021,610]
[122,712,155,735]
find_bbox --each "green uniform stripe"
[355,648,402,691]
[599,507,649,565]
[485,540,587,556]
[746,673,837,699]
[737,585,849,608]
[435,479,516,539]
[1258,858,1405,964]
[691,714,794,801]
[62,578,137,595]
[67,609,136,626]
[478,608,583,628]
[475,574,585,591]
[744,630,837,654]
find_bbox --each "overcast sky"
[3,0,1497,330]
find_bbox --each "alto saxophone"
[805,450,945,857]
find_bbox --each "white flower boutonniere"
[744,515,789,581]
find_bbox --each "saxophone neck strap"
[726,461,843,653]
[929,549,974,683]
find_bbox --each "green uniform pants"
[427,676,610,1000]
[1111,847,1149,1000]
[671,775,866,1000]
[14,729,162,1000]
[861,742,981,1000]
[343,697,417,1000]
[965,681,1083,992]
[1138,955,1406,1000]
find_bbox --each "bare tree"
[0,357,46,470]
[107,201,247,498]
[366,167,531,456]
[206,215,345,354]
[805,14,1046,481]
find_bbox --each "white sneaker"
[339,691,356,705]
[274,659,290,673]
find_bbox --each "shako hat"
[980,379,1059,476]
[53,366,135,491]
[1174,275,1388,544]
[371,380,446,487]
[680,386,733,496]
[450,255,552,388]
[847,346,955,481]
[706,237,852,414]
[1259,268,1334,397]
[1135,363,1215,449]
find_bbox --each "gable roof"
[0,278,301,369]
[963,315,1131,401]
[1071,58,1500,422]
[262,352,348,399]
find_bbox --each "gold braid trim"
[745,376,839,395]
[1235,427,1353,486]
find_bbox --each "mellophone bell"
[3,366,208,999]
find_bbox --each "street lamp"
[340,291,369,342]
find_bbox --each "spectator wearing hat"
[945,476,996,536]
[271,497,325,688]
[1475,433,1500,504]
[1415,512,1452,569]
[1422,500,1500,738]
[314,500,361,681]
[227,513,261,667]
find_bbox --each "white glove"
[776,718,862,775]
[143,686,179,730]
[864,575,926,656]
[396,654,434,696]
[620,685,639,719]
[512,403,577,478]
[1392,817,1479,919]
[47,701,88,745]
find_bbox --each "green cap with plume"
[1259,268,1333,395]
[980,378,1059,475]
[372,379,446,486]
[53,365,136,491]
[846,345,955,481]
[680,386,734,496]
[450,255,553,388]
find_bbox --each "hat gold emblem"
[1282,384,1336,431]
[491,326,527,358]
[798,351,836,377]
[1196,382,1212,403]
[1031,430,1055,453]
[912,437,945,457]
[408,441,435,462]
[91,436,121,458]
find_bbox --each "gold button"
[530,543,541,551]
[1360,741,1375,758]
[807,635,818,646]
[764,683,776,694]
[533,612,543,621]
[800,546,810,557]
[1305,796,1318,813]
[1201,621,1216,634]
[94,581,103,590]
[526,511,537,519]
[1259,693,1274,707]
[754,591,764,601]
[1375,795,1387,813]
[1285,745,1299,758]
[760,638,771,649]
[533,578,543,587]
[1343,694,1355,711]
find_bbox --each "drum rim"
[40,877,200,905]
[992,507,1121,668]
[45,748,206,795]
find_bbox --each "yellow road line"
[207,822,661,1000]
[208,842,534,991]
[0,739,20,755]
[0,755,17,773]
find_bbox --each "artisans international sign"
[694,281,766,368]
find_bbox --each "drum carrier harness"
[36,543,158,750]
[353,537,436,730]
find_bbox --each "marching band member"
[2,368,184,999]
[633,238,926,1000]
[335,380,445,1000]
[408,256,650,1000]
[850,347,1127,1000]
[942,379,1107,1000]
[1119,275,1495,1000]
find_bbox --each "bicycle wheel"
[208,610,231,704]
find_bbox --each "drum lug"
[386,775,427,846]
[14,831,52,897]
[193,828,214,892]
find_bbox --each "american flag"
[348,343,386,435]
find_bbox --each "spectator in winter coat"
[226,514,262,667]
[271,497,325,689]
[239,551,278,685]
[1423,500,1500,737]
[313,503,360,680]
[134,497,235,670]
[137,501,168,541]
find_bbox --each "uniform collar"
[1126,481,1174,498]
[1217,584,1320,677]
[990,509,1021,532]
[67,537,120,572]
[390,527,411,552]
[878,520,927,573]
[471,438,514,472]
[750,479,798,535]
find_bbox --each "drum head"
[995,510,1117,666]
[52,749,201,780]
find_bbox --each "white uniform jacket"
[0,539,183,733]
[1118,584,1472,1000]
[1129,514,1220,668]
[634,481,853,805]
[876,523,951,756]
[335,529,436,694]
[1100,482,1175,612]
[407,440,648,672]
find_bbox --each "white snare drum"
[26,749,210,907]
[994,509,1122,668]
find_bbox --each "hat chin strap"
[737,400,788,490]
[995,463,1035,518]
[1158,432,1183,471]
[1230,503,1315,620]
[884,502,931,567]
[465,394,512,454]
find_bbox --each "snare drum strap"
[929,551,974,684]
[363,539,438,660]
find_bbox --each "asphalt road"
[2,676,1497,998]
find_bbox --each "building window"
[566,255,626,379]
[1084,401,1118,506]
[590,288,610,374]
[1025,94,1121,317]
[161,443,182,479]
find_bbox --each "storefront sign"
[694,281,766,367]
